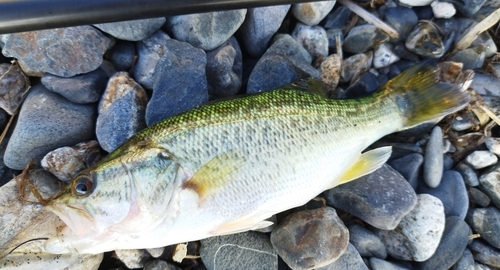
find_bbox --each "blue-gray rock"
[325,28,343,51]
[485,137,500,156]
[339,52,372,84]
[0,63,29,115]
[94,17,165,41]
[200,231,278,270]
[143,260,181,270]
[389,153,423,189]
[468,240,500,268]
[238,5,290,57]
[343,25,389,54]
[96,72,147,153]
[443,154,454,170]
[468,187,491,207]
[342,72,380,99]
[415,216,470,270]
[206,37,242,97]
[405,21,445,58]
[466,207,500,249]
[1,26,110,77]
[447,47,485,70]
[424,126,444,188]
[447,0,486,17]
[465,150,498,169]
[348,224,387,259]
[292,1,336,26]
[479,170,500,208]
[317,243,368,270]
[270,207,349,270]
[472,31,497,58]
[376,194,445,261]
[369,257,410,270]
[451,112,476,131]
[383,7,418,43]
[325,164,417,230]
[109,41,136,71]
[292,23,329,62]
[268,34,313,64]
[4,84,96,170]
[166,10,247,51]
[470,73,500,97]
[418,170,468,219]
[324,6,354,29]
[132,30,170,90]
[455,161,479,186]
[452,248,476,270]
[146,39,208,126]
[41,68,109,104]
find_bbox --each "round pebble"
[431,1,456,18]
[109,41,136,71]
[291,1,336,26]
[343,25,389,54]
[479,170,500,208]
[383,7,418,42]
[485,137,500,156]
[455,161,479,186]
[348,224,387,259]
[465,150,498,169]
[468,187,491,207]
[320,54,341,93]
[94,17,166,41]
[317,243,368,270]
[453,248,476,270]
[424,126,444,188]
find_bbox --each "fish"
[43,63,470,254]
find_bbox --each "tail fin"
[380,62,471,130]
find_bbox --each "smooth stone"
[1,26,110,77]
[431,1,456,18]
[291,23,329,62]
[132,30,170,90]
[94,17,165,41]
[348,224,387,259]
[452,248,476,270]
[320,54,341,93]
[418,170,469,219]
[455,161,479,186]
[340,52,372,84]
[398,0,433,6]
[325,164,417,230]
[341,72,379,99]
[376,194,445,261]
[268,34,313,64]
[468,187,491,207]
[435,18,476,47]
[466,207,500,249]
[41,68,109,104]
[383,7,418,42]
[238,5,290,57]
[472,0,500,21]
[343,25,389,54]
[447,47,485,70]
[443,154,454,170]
[369,257,410,270]
[424,126,444,188]
[109,41,136,71]
[144,260,181,270]
[146,39,208,126]
[415,216,470,270]
[206,36,242,97]
[317,243,368,270]
[470,73,500,97]
[324,6,354,29]
[4,85,95,170]
[373,43,400,68]
[0,63,29,114]
[96,72,147,152]
[452,114,474,131]
[405,21,445,58]
[270,207,348,270]
[479,169,500,208]
[292,1,336,26]
[392,43,420,61]
[468,240,500,268]
[450,0,486,17]
[146,247,165,258]
[114,249,150,269]
[200,231,278,270]
[465,150,498,169]
[166,10,247,51]
[389,153,423,189]
[485,137,500,156]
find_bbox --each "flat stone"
[41,68,109,104]
[455,161,479,186]
[114,249,151,269]
[466,207,500,249]
[343,25,389,54]
[267,34,313,64]
[424,126,444,188]
[452,248,476,270]
[292,1,336,26]
[341,72,380,99]
[383,7,418,42]
[468,240,500,268]
[348,224,387,259]
[485,137,500,156]
[468,187,491,207]
[4,85,96,170]
[200,231,278,270]
[94,17,166,41]
[0,63,29,114]
[270,207,348,270]
[324,6,354,29]
[369,257,411,270]
[292,23,329,62]
[316,243,368,270]
[479,170,500,208]
[389,153,423,189]
[132,30,170,90]
[447,47,485,70]
[451,0,486,17]
[109,41,136,71]
[325,164,417,230]
[1,26,110,77]
[470,73,500,97]
[466,150,498,169]
[206,36,242,97]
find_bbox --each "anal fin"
[212,214,274,236]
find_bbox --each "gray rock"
[200,231,278,270]
[292,23,329,62]
[455,161,479,186]
[424,126,444,188]
[146,39,208,126]
[144,260,181,270]
[340,52,373,84]
[292,1,336,26]
[206,36,242,97]
[132,30,170,90]
[468,240,500,268]
[114,249,151,269]
[41,68,109,104]
[415,216,470,270]
[0,63,29,114]
[324,6,354,29]
[4,85,96,170]
[109,41,136,71]
[96,72,147,152]
[485,137,500,156]
[376,194,445,261]
[452,248,475,270]
[166,10,247,50]
[146,247,165,258]
[466,150,498,169]
[466,207,500,249]
[443,154,454,170]
[451,113,476,132]
[343,25,389,54]
[320,54,341,93]
[348,224,387,259]
[479,170,500,208]
[1,26,110,77]
[389,153,423,189]
[238,5,290,57]
[373,43,400,68]
[451,0,486,17]
[270,207,348,270]
[470,73,500,97]
[268,34,313,64]
[369,257,411,270]
[383,7,419,42]
[447,47,485,70]
[468,187,491,207]
[405,21,444,58]
[418,170,469,219]
[471,32,497,58]
[342,71,380,99]
[317,243,368,270]
[94,17,165,41]
[324,164,417,230]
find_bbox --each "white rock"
[465,150,498,169]
[398,0,433,6]
[292,1,336,26]
[431,1,456,19]
[114,249,151,269]
[147,247,165,258]
[373,44,400,68]
[486,137,500,156]
[292,23,329,60]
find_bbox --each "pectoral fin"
[332,146,392,188]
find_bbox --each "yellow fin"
[333,146,392,188]
[212,214,274,235]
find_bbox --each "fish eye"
[72,174,94,197]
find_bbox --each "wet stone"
[41,68,109,104]
[470,73,500,97]
[468,187,491,207]
[166,10,247,51]
[94,17,165,41]
[292,23,329,62]
[132,30,170,90]
[373,43,400,68]
[468,240,500,268]
[109,41,136,71]
[455,161,479,186]
[323,6,353,29]
[114,249,151,269]
[485,137,500,156]
[369,257,410,270]
[452,248,475,270]
[270,207,348,270]
[405,21,445,58]
[1,26,110,77]
[97,72,148,152]
[424,126,444,188]
[389,153,423,189]
[200,231,278,270]
[325,164,417,230]
[479,170,500,208]
[451,114,475,131]
[465,150,498,169]
[146,39,208,126]
[343,25,389,54]
[348,224,387,259]
[206,37,242,97]
[291,1,336,26]
[383,7,418,42]
[317,243,368,270]
[466,207,500,249]
[4,84,96,170]
[0,63,29,114]
[431,1,456,18]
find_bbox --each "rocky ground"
[1,0,500,269]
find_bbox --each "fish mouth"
[46,203,95,237]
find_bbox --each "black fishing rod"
[0,0,320,34]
